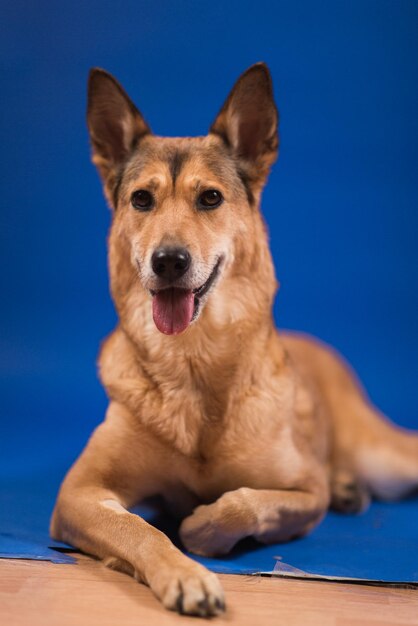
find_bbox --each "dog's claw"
[175,586,185,614]
[197,597,210,616]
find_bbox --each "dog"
[51,63,418,617]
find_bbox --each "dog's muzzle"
[150,258,222,335]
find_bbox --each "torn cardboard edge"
[270,560,418,586]
[1,544,417,587]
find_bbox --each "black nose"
[151,247,191,281]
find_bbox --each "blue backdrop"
[1,0,417,480]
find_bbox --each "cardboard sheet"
[1,470,417,581]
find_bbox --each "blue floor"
[1,468,417,582]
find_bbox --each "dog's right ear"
[87,69,151,204]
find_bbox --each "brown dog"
[51,63,418,617]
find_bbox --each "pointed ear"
[87,68,151,202]
[210,63,279,184]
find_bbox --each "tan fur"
[51,64,418,617]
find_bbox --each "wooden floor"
[1,554,417,626]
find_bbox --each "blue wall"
[1,1,417,477]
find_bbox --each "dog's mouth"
[150,258,221,335]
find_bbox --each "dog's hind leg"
[354,417,418,501]
[283,333,418,508]
[323,363,418,504]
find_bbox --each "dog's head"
[87,64,279,335]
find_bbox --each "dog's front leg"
[51,485,224,616]
[50,401,225,617]
[179,486,329,557]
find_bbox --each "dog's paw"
[179,502,238,557]
[148,557,225,617]
[331,475,370,514]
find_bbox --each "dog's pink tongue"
[152,288,194,335]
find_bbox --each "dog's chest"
[170,417,314,504]
[142,359,326,502]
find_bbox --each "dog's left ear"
[210,63,279,184]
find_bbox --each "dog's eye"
[131,190,154,211]
[197,189,223,210]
